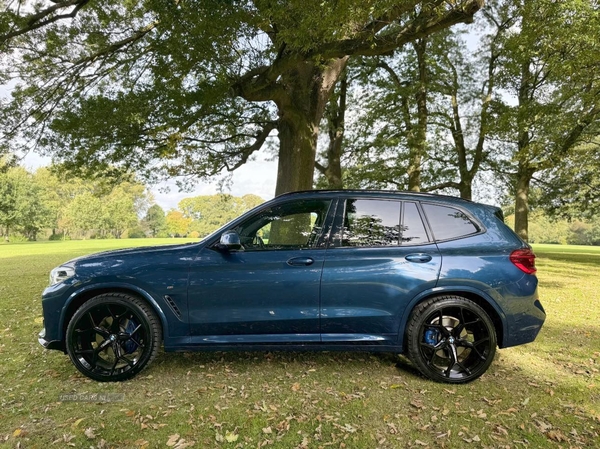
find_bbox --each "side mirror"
[217,230,242,251]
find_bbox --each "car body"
[39,190,546,383]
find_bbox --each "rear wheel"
[66,293,161,382]
[406,296,496,383]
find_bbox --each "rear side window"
[402,202,429,245]
[422,204,479,241]
[342,199,400,247]
[336,199,431,247]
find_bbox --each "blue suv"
[39,190,545,383]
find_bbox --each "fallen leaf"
[262,426,272,434]
[13,429,22,437]
[166,434,180,447]
[84,428,96,439]
[547,430,567,442]
[71,418,84,429]
[225,431,239,442]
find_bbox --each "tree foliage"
[143,204,167,238]
[0,166,46,240]
[317,0,600,240]
[1,0,484,194]
[181,193,264,237]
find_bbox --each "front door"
[187,198,334,344]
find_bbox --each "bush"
[124,226,147,239]
[188,231,200,239]
[49,233,70,241]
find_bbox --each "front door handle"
[287,257,314,266]
[405,253,433,263]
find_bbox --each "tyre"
[66,293,162,382]
[406,296,497,384]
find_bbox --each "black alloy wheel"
[66,293,161,382]
[407,296,497,383]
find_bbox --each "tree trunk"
[317,70,347,189]
[459,180,472,201]
[514,162,534,241]
[274,57,348,196]
[407,39,428,191]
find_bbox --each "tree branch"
[317,0,484,58]
[223,122,277,172]
[1,0,90,48]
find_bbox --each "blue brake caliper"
[424,328,439,346]
[123,319,139,354]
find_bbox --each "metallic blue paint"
[39,190,545,360]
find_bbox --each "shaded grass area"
[0,240,598,448]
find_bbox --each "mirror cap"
[219,230,242,250]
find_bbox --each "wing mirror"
[217,230,242,251]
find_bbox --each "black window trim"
[401,201,433,246]
[419,201,486,243]
[331,197,437,249]
[208,197,337,252]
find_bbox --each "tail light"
[510,248,537,274]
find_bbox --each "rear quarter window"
[422,204,480,241]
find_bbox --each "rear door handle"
[405,253,433,263]
[287,257,314,266]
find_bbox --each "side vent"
[164,295,182,320]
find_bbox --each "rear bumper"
[502,293,546,348]
[38,328,65,352]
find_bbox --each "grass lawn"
[0,240,598,448]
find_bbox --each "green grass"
[0,240,598,448]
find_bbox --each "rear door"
[320,198,441,344]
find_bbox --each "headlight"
[49,266,75,286]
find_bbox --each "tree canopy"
[1,0,484,195]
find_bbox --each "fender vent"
[164,295,182,319]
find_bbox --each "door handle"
[287,257,314,266]
[405,253,433,263]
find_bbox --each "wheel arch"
[60,284,168,342]
[398,287,507,350]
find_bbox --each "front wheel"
[406,296,497,384]
[66,293,162,382]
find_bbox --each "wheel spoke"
[119,356,135,368]
[457,361,472,376]
[453,322,465,337]
[445,344,459,377]
[106,305,121,332]
[472,337,490,346]
[109,356,119,376]
[129,336,145,349]
[74,349,94,355]
[431,310,451,337]
[458,339,488,361]
[129,323,142,337]
[93,326,110,338]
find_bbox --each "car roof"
[275,189,480,207]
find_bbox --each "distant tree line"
[0,163,263,241]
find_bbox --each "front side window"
[422,204,479,241]
[235,199,332,251]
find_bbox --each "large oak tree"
[1,0,483,195]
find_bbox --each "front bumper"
[38,328,65,352]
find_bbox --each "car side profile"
[39,190,546,383]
